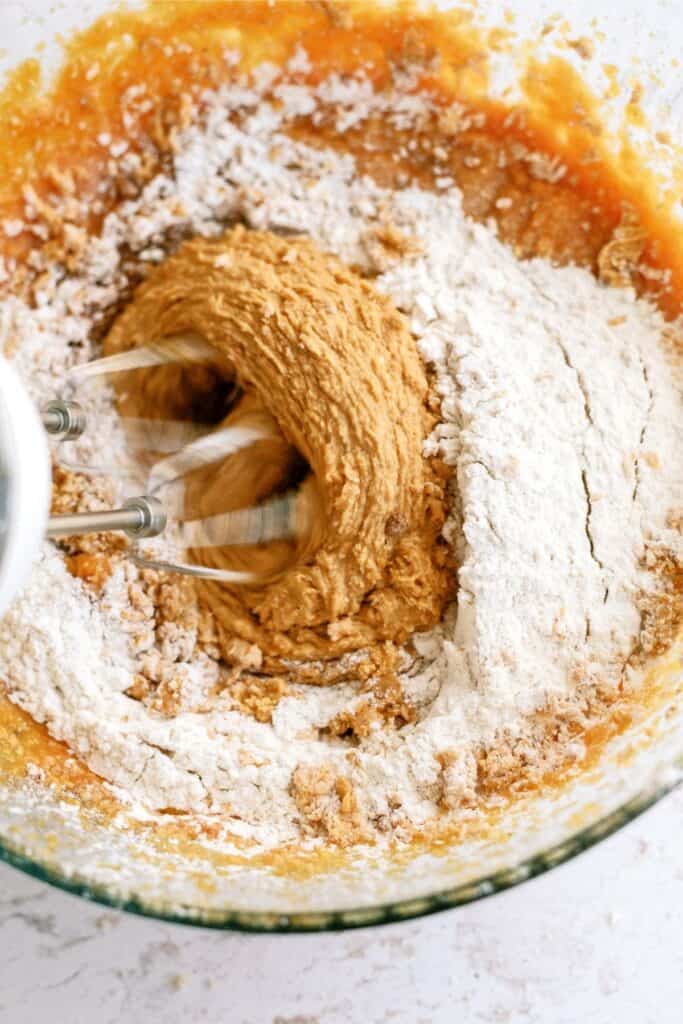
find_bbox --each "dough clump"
[104,227,452,666]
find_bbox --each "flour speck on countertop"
[0,68,680,850]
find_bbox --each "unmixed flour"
[0,67,681,848]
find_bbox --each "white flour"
[0,66,681,848]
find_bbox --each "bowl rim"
[0,772,679,932]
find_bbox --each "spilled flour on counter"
[0,68,681,849]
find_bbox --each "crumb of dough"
[290,764,369,846]
[51,466,126,564]
[436,749,478,810]
[125,674,152,701]
[324,644,416,738]
[636,550,683,660]
[227,675,291,723]
[325,688,415,739]
[568,37,595,61]
[218,636,263,671]
[598,205,647,287]
[147,673,188,716]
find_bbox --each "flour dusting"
[0,68,681,850]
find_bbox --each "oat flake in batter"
[0,67,681,850]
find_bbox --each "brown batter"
[104,227,453,664]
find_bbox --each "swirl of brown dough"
[104,227,453,667]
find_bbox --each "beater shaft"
[40,335,304,575]
[42,400,86,441]
[47,495,166,540]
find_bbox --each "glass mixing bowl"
[0,0,680,931]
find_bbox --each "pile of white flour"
[0,63,680,849]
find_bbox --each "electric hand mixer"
[0,336,303,615]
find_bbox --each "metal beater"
[0,335,303,612]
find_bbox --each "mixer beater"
[40,334,306,582]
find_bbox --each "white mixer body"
[0,357,51,615]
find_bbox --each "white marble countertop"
[0,787,680,1024]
